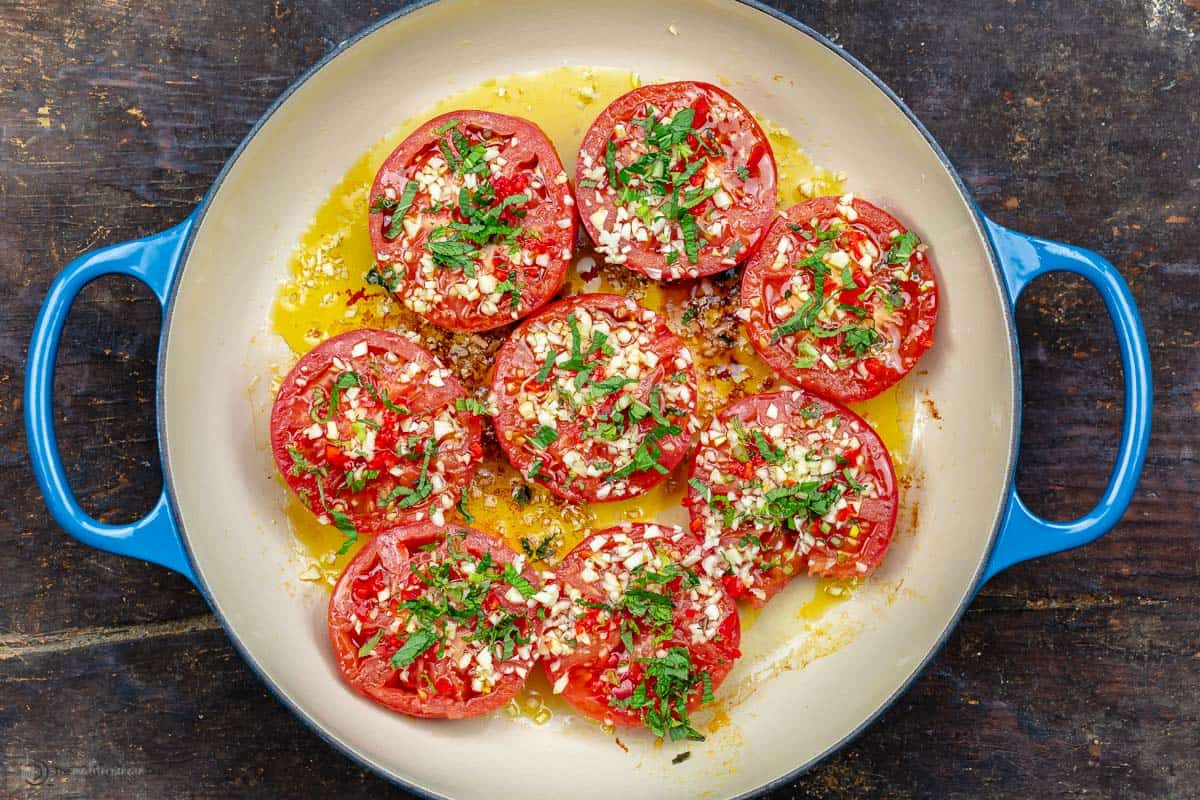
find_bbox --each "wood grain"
[1,1,1196,798]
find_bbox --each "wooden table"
[1,1,1196,797]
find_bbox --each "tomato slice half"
[328,523,541,718]
[368,110,577,332]
[539,523,740,740]
[270,330,483,541]
[575,81,777,281]
[683,390,898,605]
[740,196,939,402]
[489,293,699,503]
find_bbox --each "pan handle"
[981,217,1151,582]
[25,215,198,586]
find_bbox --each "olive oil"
[798,578,857,622]
[283,486,360,585]
[270,66,913,626]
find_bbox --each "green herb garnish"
[528,425,559,450]
[456,397,489,415]
[382,182,419,240]
[358,629,385,657]
[885,231,921,264]
[390,627,439,668]
[610,646,708,742]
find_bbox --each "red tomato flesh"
[328,523,541,718]
[489,293,699,504]
[683,390,898,606]
[575,81,777,281]
[539,523,740,739]
[270,329,483,538]
[368,110,577,332]
[740,196,938,402]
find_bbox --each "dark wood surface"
[1,1,1196,797]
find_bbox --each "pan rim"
[156,1,1021,797]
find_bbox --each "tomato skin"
[368,109,577,332]
[541,523,741,732]
[269,329,482,534]
[684,390,899,605]
[740,196,939,402]
[490,293,698,504]
[327,523,540,719]
[575,81,778,281]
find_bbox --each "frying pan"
[25,1,1152,798]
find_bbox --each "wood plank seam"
[0,615,219,661]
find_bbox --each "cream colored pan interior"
[161,0,1016,797]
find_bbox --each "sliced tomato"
[328,523,541,718]
[270,330,483,539]
[575,81,777,281]
[368,110,577,332]
[683,390,898,605]
[539,523,740,739]
[740,196,938,402]
[489,294,698,503]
